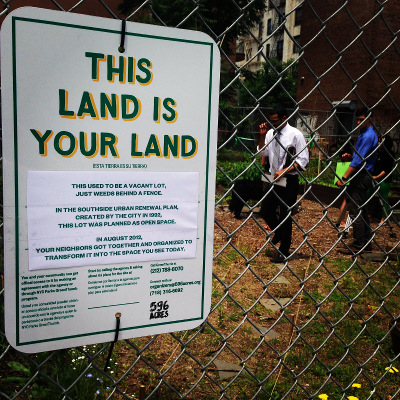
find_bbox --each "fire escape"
[269,0,286,61]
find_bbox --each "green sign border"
[10,15,216,347]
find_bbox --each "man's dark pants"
[347,170,373,249]
[260,175,299,256]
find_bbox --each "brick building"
[296,0,400,144]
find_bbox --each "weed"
[2,345,117,400]
[228,313,240,322]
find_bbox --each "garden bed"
[300,183,400,219]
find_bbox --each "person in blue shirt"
[336,107,378,254]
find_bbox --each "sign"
[334,162,351,185]
[1,7,220,352]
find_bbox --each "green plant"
[216,159,263,187]
[301,155,339,187]
[237,59,297,110]
[1,345,118,400]
[216,148,342,189]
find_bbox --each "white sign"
[27,171,199,269]
[1,7,220,352]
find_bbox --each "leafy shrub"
[216,149,339,188]
[216,160,262,186]
[302,156,339,187]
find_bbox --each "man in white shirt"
[258,105,309,262]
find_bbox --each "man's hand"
[259,122,268,135]
[336,176,348,187]
[341,153,352,162]
[336,179,344,187]
[274,163,299,181]
[337,166,355,187]
[274,169,286,181]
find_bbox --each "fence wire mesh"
[1,0,400,399]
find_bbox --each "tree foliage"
[238,59,298,109]
[118,0,266,53]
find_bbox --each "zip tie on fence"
[104,312,121,372]
[118,19,127,53]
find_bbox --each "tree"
[118,0,266,54]
[238,59,298,109]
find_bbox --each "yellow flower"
[318,395,328,400]
[385,366,399,373]
[352,383,361,388]
[347,397,359,400]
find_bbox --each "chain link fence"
[1,0,400,399]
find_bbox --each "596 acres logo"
[149,300,169,319]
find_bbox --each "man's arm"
[274,133,309,180]
[373,170,386,180]
[336,165,357,186]
[274,163,300,180]
[258,122,268,150]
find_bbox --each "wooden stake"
[139,385,146,400]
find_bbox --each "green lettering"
[54,131,77,157]
[122,95,141,120]
[30,129,54,156]
[181,135,198,158]
[145,134,162,157]
[85,52,105,80]
[131,134,144,157]
[100,133,118,157]
[80,132,98,157]
[107,55,125,83]
[163,135,179,158]
[77,92,98,119]
[153,96,161,122]
[58,89,75,118]
[128,57,135,83]
[100,93,118,119]
[162,98,177,122]
[136,58,153,85]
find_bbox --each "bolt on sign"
[1,7,220,353]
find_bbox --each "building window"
[293,35,301,53]
[295,7,302,26]
[277,40,283,61]
[246,47,252,61]
[266,44,270,58]
[278,11,285,29]
[258,21,263,38]
[267,19,272,35]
